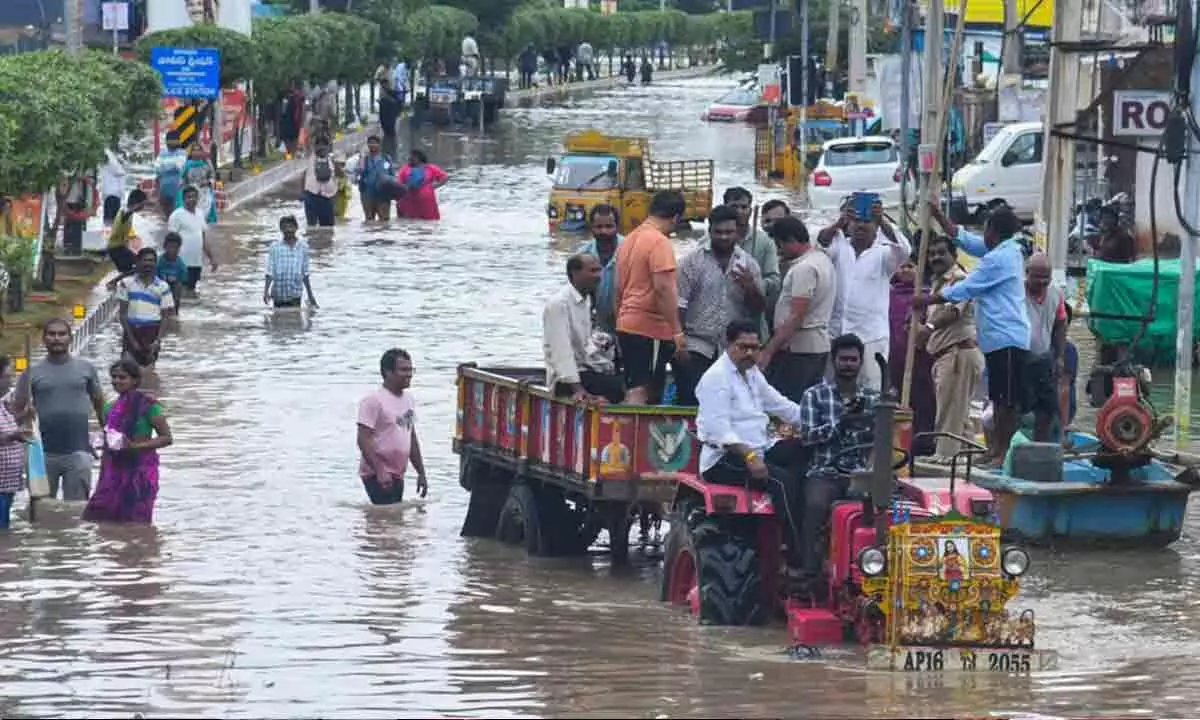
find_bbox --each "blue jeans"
[303,191,335,227]
[0,492,13,529]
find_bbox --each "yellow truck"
[545,130,714,234]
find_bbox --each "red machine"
[659,399,998,646]
[1095,376,1155,454]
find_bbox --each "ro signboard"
[150,47,222,100]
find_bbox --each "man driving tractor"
[794,333,878,593]
[695,323,877,587]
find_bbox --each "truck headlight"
[858,547,886,576]
[1002,547,1030,577]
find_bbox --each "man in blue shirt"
[576,204,623,333]
[916,204,1031,465]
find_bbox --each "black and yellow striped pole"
[167,100,208,148]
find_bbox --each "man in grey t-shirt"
[13,319,106,501]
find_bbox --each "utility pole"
[1002,0,1022,75]
[310,0,320,12]
[798,0,810,176]
[1176,0,1200,450]
[825,0,840,96]
[65,0,84,55]
[899,0,912,225]
[1037,0,1082,291]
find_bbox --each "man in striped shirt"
[263,215,319,309]
[117,248,176,368]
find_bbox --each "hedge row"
[0,50,163,196]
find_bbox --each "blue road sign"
[150,47,222,99]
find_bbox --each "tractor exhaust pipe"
[870,353,895,546]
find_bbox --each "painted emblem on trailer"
[541,402,551,461]
[555,405,567,463]
[472,383,484,428]
[599,417,630,475]
[574,411,585,474]
[647,419,691,471]
[505,394,517,437]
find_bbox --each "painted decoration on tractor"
[555,404,567,464]
[505,393,517,437]
[939,537,969,583]
[574,411,585,474]
[647,419,691,472]
[541,402,551,461]
[472,382,484,429]
[599,417,630,475]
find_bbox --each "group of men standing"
[542,187,1072,584]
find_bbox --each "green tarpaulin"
[1087,257,1197,364]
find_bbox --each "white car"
[807,135,902,211]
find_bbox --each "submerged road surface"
[1,77,1199,719]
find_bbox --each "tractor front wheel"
[661,512,766,626]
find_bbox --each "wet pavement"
[2,77,1200,719]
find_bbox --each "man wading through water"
[357,348,427,505]
[13,320,107,501]
[166,185,218,296]
[117,248,175,368]
[263,215,319,309]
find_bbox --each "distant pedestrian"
[155,232,189,311]
[105,188,150,289]
[395,150,448,221]
[356,135,395,222]
[82,359,173,525]
[0,356,31,529]
[154,136,187,217]
[166,186,218,296]
[117,248,175,368]
[100,148,127,226]
[12,319,107,502]
[303,139,338,227]
[263,215,318,309]
[356,348,428,505]
[178,144,216,224]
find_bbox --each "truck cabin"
[546,153,647,194]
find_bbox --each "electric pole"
[825,0,840,96]
[65,0,84,55]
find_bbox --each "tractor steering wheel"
[832,443,912,475]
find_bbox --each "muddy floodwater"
[2,77,1200,719]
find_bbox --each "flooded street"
[3,77,1200,718]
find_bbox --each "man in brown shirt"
[918,235,985,461]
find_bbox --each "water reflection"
[0,76,1195,717]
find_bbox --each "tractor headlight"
[1002,547,1031,577]
[1139,367,1153,384]
[857,547,886,577]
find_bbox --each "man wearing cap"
[263,215,319,309]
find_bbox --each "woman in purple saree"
[889,260,937,457]
[82,359,173,524]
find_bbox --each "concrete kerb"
[505,64,719,106]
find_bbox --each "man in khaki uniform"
[919,235,985,462]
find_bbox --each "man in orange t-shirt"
[613,190,687,404]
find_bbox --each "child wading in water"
[156,232,189,313]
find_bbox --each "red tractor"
[659,394,1000,646]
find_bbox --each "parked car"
[701,86,759,123]
[949,121,1043,223]
[808,136,902,210]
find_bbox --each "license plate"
[866,645,1059,673]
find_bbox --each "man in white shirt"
[166,185,218,296]
[100,148,126,226]
[543,254,625,404]
[818,197,911,392]
[695,318,807,570]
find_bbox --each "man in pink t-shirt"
[356,348,427,504]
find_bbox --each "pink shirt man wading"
[356,348,427,505]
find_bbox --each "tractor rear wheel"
[495,484,546,555]
[459,455,508,538]
[662,511,766,626]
